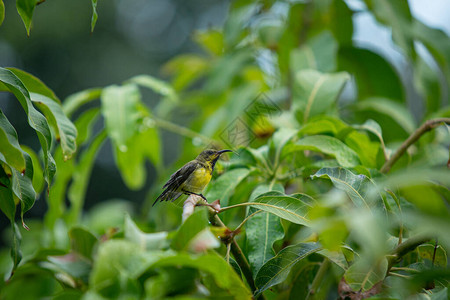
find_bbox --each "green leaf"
[287,135,360,168]
[293,69,349,123]
[194,29,224,56]
[90,240,160,297]
[10,223,23,277]
[31,93,77,159]
[418,244,447,268]
[0,0,4,26]
[354,97,416,136]
[205,168,250,206]
[171,208,208,251]
[66,130,107,224]
[69,226,98,260]
[63,88,102,117]
[290,31,338,72]
[0,67,56,185]
[254,243,321,297]
[153,252,252,300]
[243,191,312,226]
[124,214,168,251]
[353,119,387,160]
[101,84,160,189]
[101,84,141,148]
[400,184,449,217]
[16,0,36,36]
[0,111,25,172]
[311,167,384,210]
[343,257,388,292]
[21,145,44,194]
[0,165,16,221]
[127,74,178,103]
[91,0,98,33]
[338,47,404,101]
[7,67,59,101]
[246,184,285,276]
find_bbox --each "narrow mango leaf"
[0,167,15,221]
[255,243,321,297]
[10,223,23,277]
[31,93,77,159]
[16,0,36,35]
[205,168,250,206]
[7,67,59,101]
[246,183,285,276]
[124,214,168,251]
[338,47,405,101]
[21,145,44,194]
[244,191,312,226]
[0,111,25,172]
[153,252,252,300]
[0,0,4,26]
[69,226,98,260]
[91,0,98,33]
[355,97,416,135]
[0,67,56,184]
[293,69,349,123]
[344,257,388,292]
[128,74,178,102]
[63,88,102,117]
[171,208,208,251]
[311,167,384,210]
[66,130,107,225]
[287,135,360,168]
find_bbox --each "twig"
[209,214,259,295]
[387,234,431,270]
[307,258,330,299]
[388,272,411,279]
[380,118,450,173]
[233,210,263,233]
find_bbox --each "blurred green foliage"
[0,0,450,299]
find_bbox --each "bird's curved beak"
[217,149,233,156]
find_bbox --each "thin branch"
[233,210,263,233]
[380,118,450,173]
[307,258,330,299]
[388,272,411,279]
[387,234,431,270]
[209,214,259,295]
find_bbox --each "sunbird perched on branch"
[153,149,232,206]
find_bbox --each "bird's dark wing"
[153,161,198,206]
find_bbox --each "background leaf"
[245,183,285,276]
[255,243,321,297]
[287,135,360,168]
[16,0,36,35]
[293,69,350,123]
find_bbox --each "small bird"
[153,149,232,206]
